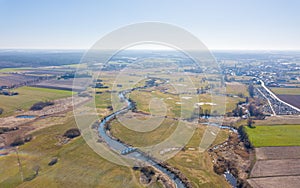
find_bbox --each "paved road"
[259,80,300,112]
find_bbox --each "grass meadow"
[245,125,300,147]
[0,87,73,117]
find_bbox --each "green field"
[0,68,34,73]
[0,118,144,188]
[245,125,300,147]
[270,87,300,95]
[0,87,73,117]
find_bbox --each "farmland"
[248,176,300,188]
[255,146,300,160]
[269,87,300,108]
[0,74,41,88]
[276,95,300,108]
[251,159,300,177]
[270,87,300,95]
[0,86,73,117]
[3,49,299,188]
[247,146,300,188]
[32,78,89,91]
[245,125,300,147]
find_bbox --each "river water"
[98,88,238,188]
[98,91,186,188]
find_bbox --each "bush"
[24,134,33,142]
[0,108,3,115]
[63,128,81,138]
[30,101,54,111]
[48,157,58,166]
[140,166,155,177]
[0,127,19,134]
[10,137,25,146]
[238,126,253,150]
[78,93,90,97]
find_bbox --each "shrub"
[63,128,81,138]
[0,127,19,134]
[30,101,54,111]
[0,108,3,115]
[78,92,90,97]
[10,137,25,146]
[48,157,58,166]
[140,166,155,177]
[24,134,33,142]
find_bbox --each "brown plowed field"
[248,147,300,187]
[255,146,300,160]
[277,94,300,109]
[248,176,300,188]
[250,159,300,178]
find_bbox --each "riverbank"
[208,129,254,188]
[96,88,188,188]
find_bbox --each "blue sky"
[0,0,299,50]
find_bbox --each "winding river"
[97,82,237,188]
[98,89,186,188]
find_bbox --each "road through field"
[259,80,300,112]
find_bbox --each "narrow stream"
[98,91,186,188]
[98,89,239,188]
[224,170,237,188]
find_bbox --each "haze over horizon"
[1,0,300,50]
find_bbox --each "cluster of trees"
[63,128,81,138]
[190,107,221,120]
[231,105,245,117]
[59,72,91,79]
[101,64,126,71]
[140,166,155,183]
[132,166,156,184]
[0,51,83,69]
[0,90,19,96]
[0,126,18,134]
[247,83,265,119]
[248,83,255,98]
[237,126,253,150]
[145,79,158,87]
[10,134,32,146]
[183,68,203,73]
[248,103,262,117]
[93,82,109,89]
[30,101,54,111]
[92,79,109,89]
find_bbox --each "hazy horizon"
[1,0,300,50]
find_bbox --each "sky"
[0,0,299,50]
